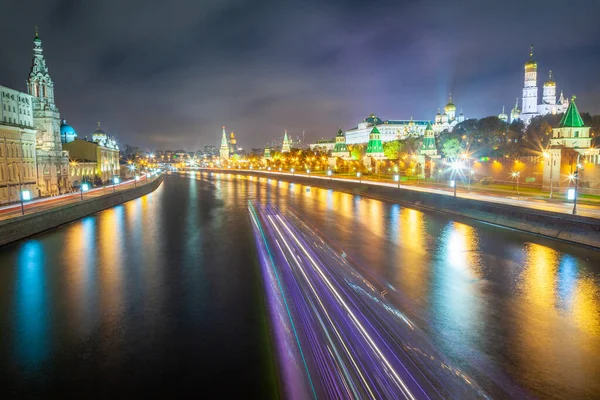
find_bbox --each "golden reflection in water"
[521,243,559,309]
[364,199,384,238]
[400,208,424,253]
[63,218,96,334]
[337,191,353,218]
[98,207,124,319]
[444,222,482,279]
[572,277,600,337]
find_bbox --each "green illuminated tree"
[442,138,463,157]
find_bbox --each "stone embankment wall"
[0,177,163,247]
[217,170,600,249]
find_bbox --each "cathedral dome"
[60,119,77,136]
[524,45,537,71]
[498,106,508,122]
[444,95,456,113]
[544,70,556,87]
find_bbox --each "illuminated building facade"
[518,46,568,124]
[0,85,38,204]
[62,123,120,183]
[345,113,430,145]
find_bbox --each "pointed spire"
[337,128,344,137]
[34,25,39,38]
[502,106,505,113]
[529,44,534,61]
[549,70,553,80]
[559,95,585,128]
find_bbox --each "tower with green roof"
[420,122,438,156]
[549,96,591,149]
[366,126,384,158]
[264,145,271,160]
[332,128,350,158]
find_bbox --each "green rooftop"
[559,96,585,128]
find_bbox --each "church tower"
[522,45,538,117]
[228,131,237,155]
[219,126,229,160]
[510,97,521,123]
[27,28,69,196]
[543,70,557,106]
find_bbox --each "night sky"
[1,0,599,151]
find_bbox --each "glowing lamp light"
[327,170,332,176]
[567,188,576,200]
[306,169,310,174]
[393,175,399,182]
[450,180,456,188]
[356,172,361,178]
[113,177,120,184]
[21,190,31,201]
[135,175,140,181]
[81,183,90,192]
[291,168,295,173]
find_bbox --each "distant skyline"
[1,0,600,151]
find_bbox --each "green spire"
[559,96,585,128]
[366,126,384,156]
[333,128,349,155]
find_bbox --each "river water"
[1,172,599,399]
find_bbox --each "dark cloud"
[1,0,599,150]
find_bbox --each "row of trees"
[373,112,600,161]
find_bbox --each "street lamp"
[357,171,361,183]
[511,171,520,195]
[80,182,89,200]
[20,189,30,215]
[291,168,295,175]
[569,162,580,215]
[327,169,332,180]
[394,174,400,188]
[450,160,462,197]
[113,176,120,193]
[543,152,554,199]
[306,169,310,176]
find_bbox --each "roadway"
[0,175,158,221]
[250,201,487,399]
[210,168,600,219]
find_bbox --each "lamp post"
[572,154,581,215]
[17,170,24,215]
[450,160,462,197]
[543,152,554,199]
[511,171,520,195]
[357,171,361,183]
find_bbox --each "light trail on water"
[249,201,489,399]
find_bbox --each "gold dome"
[544,70,556,86]
[524,44,537,70]
[444,94,456,113]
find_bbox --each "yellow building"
[62,133,120,185]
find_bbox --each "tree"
[383,140,404,160]
[349,145,364,160]
[442,138,463,158]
